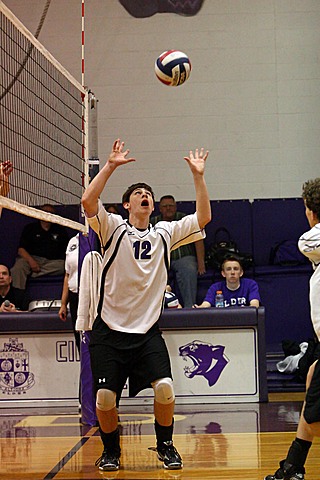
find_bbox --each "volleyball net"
[0,1,89,232]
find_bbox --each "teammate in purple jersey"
[194,256,260,308]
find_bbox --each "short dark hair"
[0,264,11,276]
[122,182,155,204]
[159,195,175,204]
[221,255,243,270]
[302,178,320,221]
[40,204,55,214]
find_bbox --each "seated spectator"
[151,195,206,308]
[10,204,69,290]
[194,255,260,308]
[0,264,30,312]
[0,160,13,217]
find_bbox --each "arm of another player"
[59,273,69,321]
[0,160,13,217]
[82,139,135,218]
[184,148,211,229]
[0,160,13,197]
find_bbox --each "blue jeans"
[170,255,198,308]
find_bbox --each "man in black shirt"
[0,264,30,312]
[10,205,69,289]
[151,195,206,307]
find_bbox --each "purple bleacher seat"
[252,198,309,267]
[26,275,64,302]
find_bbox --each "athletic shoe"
[157,441,183,469]
[264,462,305,480]
[95,450,120,471]
[264,472,304,480]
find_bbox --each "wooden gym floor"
[1,393,319,480]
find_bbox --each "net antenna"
[0,1,89,232]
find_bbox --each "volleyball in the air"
[155,50,191,87]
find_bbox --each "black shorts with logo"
[89,316,172,398]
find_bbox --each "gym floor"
[1,393,320,480]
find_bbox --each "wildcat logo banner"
[179,340,229,387]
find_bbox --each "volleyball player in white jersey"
[265,178,320,480]
[81,139,211,472]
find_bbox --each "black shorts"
[304,359,320,424]
[89,316,172,398]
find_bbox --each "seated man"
[0,264,30,312]
[151,195,206,308]
[10,204,69,290]
[194,255,260,308]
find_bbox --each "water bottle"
[215,290,224,308]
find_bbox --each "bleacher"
[0,204,82,301]
[266,346,306,393]
[0,198,314,391]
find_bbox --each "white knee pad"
[152,377,175,405]
[96,389,116,412]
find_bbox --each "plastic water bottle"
[215,290,224,308]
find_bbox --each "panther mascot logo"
[179,340,229,386]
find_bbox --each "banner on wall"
[0,335,79,407]
[119,0,205,18]
[0,327,260,407]
[121,327,259,405]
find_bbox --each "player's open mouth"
[141,200,149,207]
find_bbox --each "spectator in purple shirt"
[194,255,260,308]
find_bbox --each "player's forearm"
[60,274,69,306]
[194,175,211,229]
[82,162,116,217]
[0,161,13,197]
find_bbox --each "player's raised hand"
[0,160,13,197]
[184,148,209,176]
[1,160,13,176]
[108,139,135,168]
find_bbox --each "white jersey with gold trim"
[88,202,205,334]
